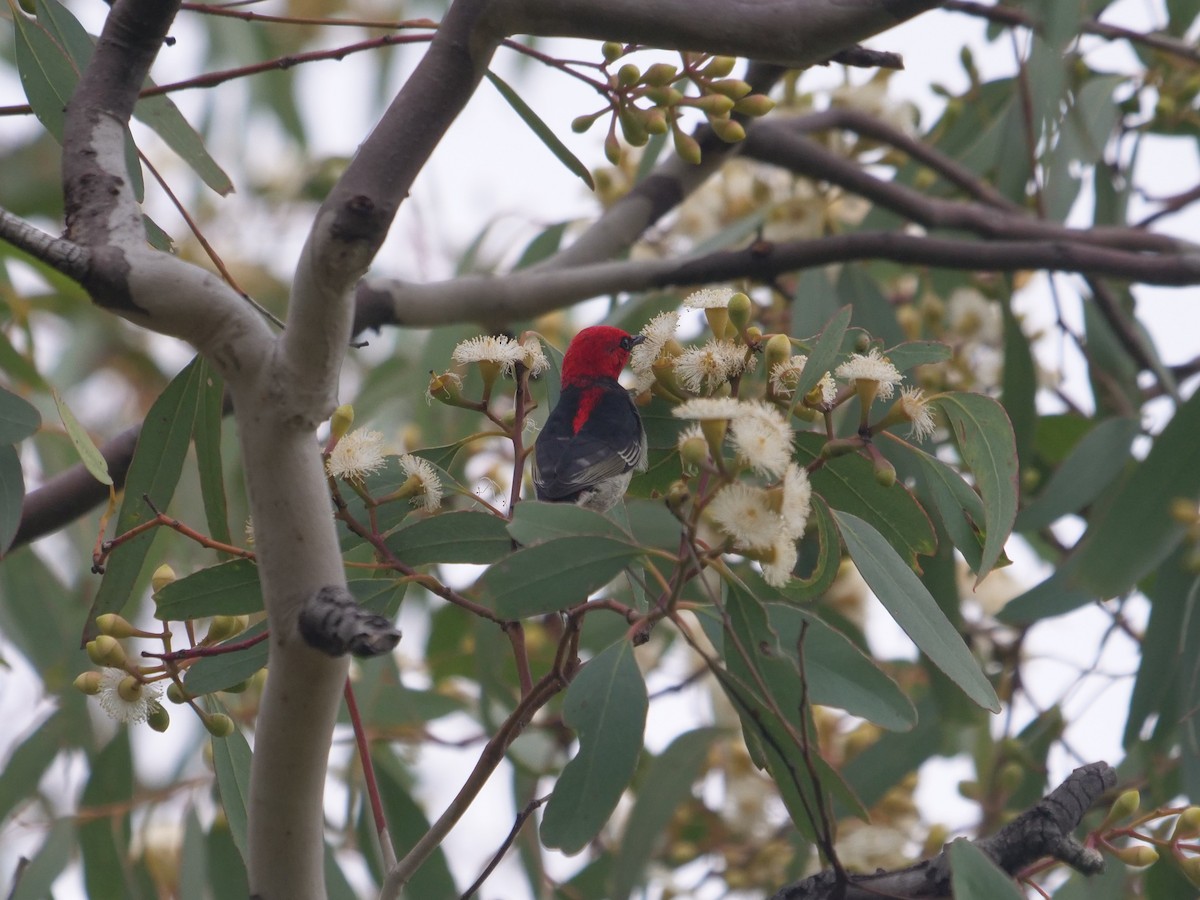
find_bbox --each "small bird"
[533,325,647,512]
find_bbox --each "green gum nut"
[728,293,754,334]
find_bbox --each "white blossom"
[761,533,800,588]
[673,340,750,393]
[729,401,793,478]
[451,335,526,375]
[399,454,443,512]
[96,669,162,725]
[327,429,387,481]
[683,287,735,309]
[835,348,903,402]
[520,335,550,377]
[898,386,935,441]
[707,482,779,551]
[672,397,745,421]
[780,463,812,538]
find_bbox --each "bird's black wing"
[533,385,645,502]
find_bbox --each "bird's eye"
[619,336,634,351]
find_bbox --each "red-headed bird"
[533,325,647,512]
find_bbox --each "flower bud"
[702,56,737,78]
[117,675,144,704]
[764,333,792,372]
[645,86,683,106]
[672,128,702,165]
[96,614,138,638]
[147,704,170,733]
[74,671,103,695]
[643,63,678,87]
[571,112,603,134]
[87,635,126,667]
[642,107,668,135]
[1181,853,1200,886]
[727,292,753,334]
[151,564,177,595]
[703,306,730,340]
[1169,498,1200,525]
[329,404,354,443]
[733,94,776,117]
[710,118,746,143]
[204,713,236,738]
[1108,843,1158,868]
[1104,789,1141,827]
[708,78,752,100]
[679,434,709,472]
[166,682,189,704]
[619,107,649,147]
[604,131,622,165]
[666,480,691,514]
[1171,806,1200,840]
[821,437,862,460]
[205,616,241,645]
[996,762,1023,794]
[602,42,624,63]
[617,63,640,87]
[873,455,896,488]
[695,94,735,117]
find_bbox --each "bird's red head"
[560,325,645,386]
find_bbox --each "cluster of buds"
[573,47,775,165]
[1089,789,1200,882]
[73,566,242,736]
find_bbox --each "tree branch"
[771,761,1117,900]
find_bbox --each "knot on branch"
[298,585,400,657]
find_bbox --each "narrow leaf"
[0,385,41,443]
[883,340,953,372]
[480,536,641,618]
[486,70,595,190]
[1072,387,1200,595]
[794,305,852,401]
[86,359,206,632]
[193,360,232,548]
[51,387,112,486]
[949,839,1024,899]
[385,509,511,566]
[0,445,26,555]
[931,393,1018,582]
[183,620,268,696]
[208,697,252,860]
[834,510,999,711]
[508,500,627,545]
[153,559,261,620]
[541,640,647,853]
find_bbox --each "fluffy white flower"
[399,454,443,511]
[780,463,812,538]
[947,287,1002,345]
[684,287,735,309]
[761,533,800,588]
[630,311,680,372]
[729,401,793,478]
[672,397,745,421]
[96,669,162,725]
[327,429,387,481]
[673,340,750,393]
[520,335,550,377]
[898,386,935,441]
[835,348,903,402]
[770,355,837,406]
[707,482,779,551]
[451,335,526,375]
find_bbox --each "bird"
[532,325,647,512]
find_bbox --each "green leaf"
[480,536,642,618]
[892,438,989,572]
[0,385,41,443]
[209,697,252,860]
[384,509,511,566]
[1016,416,1139,532]
[371,749,458,897]
[0,712,71,825]
[609,728,721,900]
[541,639,647,854]
[0,445,26,555]
[514,221,569,270]
[153,559,261,620]
[11,818,75,900]
[770,604,916,732]
[931,393,1018,582]
[486,70,595,191]
[834,510,999,712]
[1000,296,1037,474]
[949,839,1023,899]
[841,694,942,808]
[193,361,232,548]
[795,432,936,569]
[508,500,628,545]
[996,567,1093,624]
[1072,388,1200,596]
[80,731,133,900]
[12,7,74,139]
[51,387,112,485]
[179,810,208,900]
[86,358,206,631]
[794,305,852,401]
[883,340,953,372]
[183,620,268,696]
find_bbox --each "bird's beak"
[628,334,646,346]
